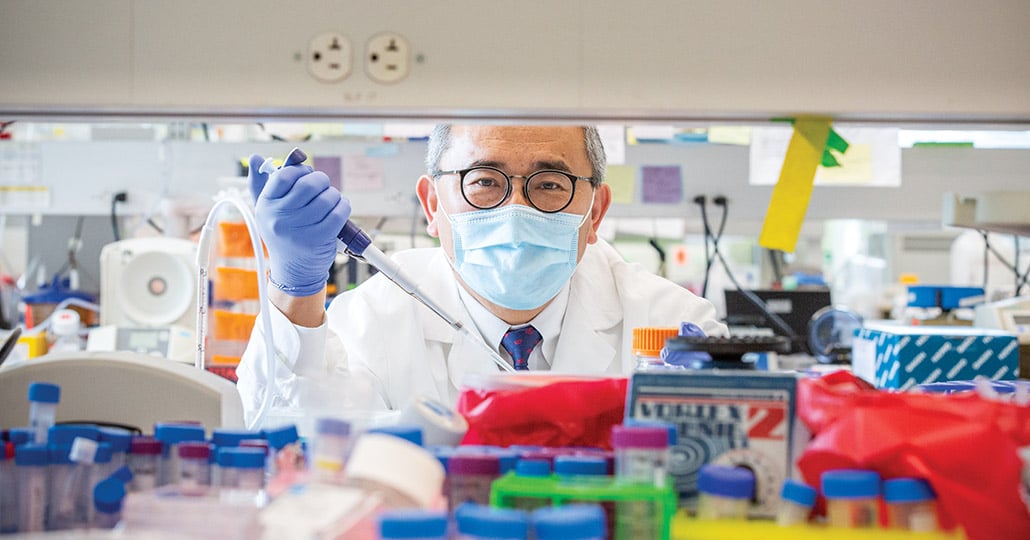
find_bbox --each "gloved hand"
[248,153,351,297]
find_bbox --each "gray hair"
[425,125,607,187]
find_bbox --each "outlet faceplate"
[365,32,409,84]
[308,32,352,83]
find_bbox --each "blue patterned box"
[852,323,1019,390]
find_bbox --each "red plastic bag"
[797,371,1030,540]
[456,376,628,449]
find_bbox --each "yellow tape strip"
[758,117,832,253]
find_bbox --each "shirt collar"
[456,282,570,371]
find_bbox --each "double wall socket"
[307,32,352,82]
[365,32,409,84]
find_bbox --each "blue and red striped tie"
[501,326,541,371]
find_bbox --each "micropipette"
[260,148,516,373]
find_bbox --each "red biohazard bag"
[797,371,1030,540]
[456,375,628,449]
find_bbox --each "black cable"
[769,249,784,285]
[110,192,127,241]
[694,196,712,297]
[697,195,798,343]
[146,218,165,235]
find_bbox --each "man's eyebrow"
[462,159,574,173]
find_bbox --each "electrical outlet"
[365,32,409,84]
[307,32,352,83]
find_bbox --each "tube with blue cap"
[260,148,515,374]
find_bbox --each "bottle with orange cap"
[631,327,680,371]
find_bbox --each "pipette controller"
[260,148,516,373]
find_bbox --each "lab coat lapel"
[550,246,622,374]
[413,251,467,400]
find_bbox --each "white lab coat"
[236,239,726,424]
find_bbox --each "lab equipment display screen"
[723,289,832,355]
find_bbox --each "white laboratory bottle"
[48,309,83,352]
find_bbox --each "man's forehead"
[443,125,588,167]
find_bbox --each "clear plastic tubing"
[217,447,266,489]
[455,502,529,540]
[15,444,48,533]
[27,382,60,445]
[448,454,501,509]
[311,417,351,480]
[532,504,607,540]
[776,479,817,527]
[153,423,206,487]
[821,469,881,528]
[127,436,162,492]
[0,442,16,534]
[176,442,212,487]
[883,477,939,532]
[377,509,449,540]
[696,464,755,521]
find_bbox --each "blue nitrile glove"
[248,153,351,297]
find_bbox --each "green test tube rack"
[490,472,678,540]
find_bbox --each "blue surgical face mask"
[441,201,592,311]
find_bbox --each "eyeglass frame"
[432,166,596,214]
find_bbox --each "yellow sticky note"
[605,165,636,205]
[758,117,832,253]
[816,143,872,184]
[707,126,751,146]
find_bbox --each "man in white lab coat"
[237,125,725,425]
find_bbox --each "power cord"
[695,194,798,342]
[110,192,128,241]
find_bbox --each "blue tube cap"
[781,479,817,507]
[8,427,34,446]
[109,465,134,484]
[697,464,755,499]
[15,444,48,466]
[94,478,126,514]
[48,444,73,465]
[315,417,351,437]
[368,425,423,447]
[217,447,266,469]
[28,382,60,404]
[211,429,258,448]
[48,424,100,445]
[623,418,678,446]
[94,442,113,464]
[821,469,881,499]
[883,478,935,503]
[516,458,551,477]
[554,455,608,477]
[532,504,607,539]
[455,503,529,539]
[98,428,133,453]
[153,423,206,445]
[263,424,299,450]
[378,509,448,539]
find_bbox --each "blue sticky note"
[641,165,682,204]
